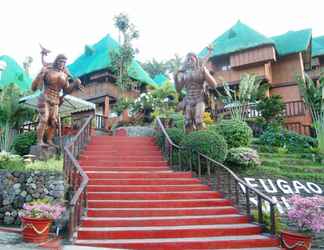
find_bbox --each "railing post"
[245,190,251,218]
[270,203,276,235]
[258,195,264,225]
[234,179,239,205]
[178,149,181,171]
[197,153,201,177]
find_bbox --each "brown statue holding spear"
[31,46,83,147]
[174,45,218,132]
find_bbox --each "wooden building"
[67,35,156,130]
[200,21,323,136]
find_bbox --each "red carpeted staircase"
[75,135,280,250]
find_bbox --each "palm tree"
[0,84,34,151]
[296,74,324,154]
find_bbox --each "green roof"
[312,36,324,57]
[271,29,312,56]
[0,55,31,91]
[199,21,274,58]
[199,21,312,58]
[153,73,169,86]
[68,34,156,87]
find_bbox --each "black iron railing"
[156,117,277,235]
[64,115,93,241]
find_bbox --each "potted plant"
[280,195,324,250]
[19,199,65,243]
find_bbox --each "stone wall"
[0,171,64,226]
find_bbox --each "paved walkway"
[0,230,125,250]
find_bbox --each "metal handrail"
[156,117,277,235]
[64,115,93,241]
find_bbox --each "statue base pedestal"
[29,145,58,161]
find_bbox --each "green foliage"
[210,119,252,148]
[296,74,324,154]
[25,158,63,172]
[141,54,182,78]
[12,131,37,156]
[0,84,35,151]
[156,128,184,147]
[181,130,228,163]
[256,95,285,129]
[0,151,24,169]
[112,97,133,116]
[169,112,185,129]
[252,206,282,235]
[216,74,264,121]
[259,127,317,153]
[226,147,261,168]
[131,83,178,120]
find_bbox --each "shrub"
[169,112,185,129]
[210,119,252,148]
[256,95,285,129]
[156,128,184,147]
[181,130,228,163]
[12,131,37,156]
[0,151,24,169]
[259,127,317,152]
[226,147,261,168]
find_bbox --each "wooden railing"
[64,115,93,241]
[215,100,306,120]
[156,117,277,235]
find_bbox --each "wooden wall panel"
[213,64,265,83]
[230,46,276,67]
[270,85,301,102]
[271,54,303,84]
[71,81,139,101]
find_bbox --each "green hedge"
[156,128,185,147]
[209,119,252,148]
[12,131,37,156]
[259,127,317,152]
[181,130,228,163]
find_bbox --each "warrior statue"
[31,47,83,147]
[174,46,218,132]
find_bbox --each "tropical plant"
[110,13,139,91]
[0,84,34,151]
[296,74,324,155]
[216,74,264,121]
[112,97,134,116]
[0,151,24,169]
[287,195,324,234]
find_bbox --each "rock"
[3,215,14,225]
[2,199,10,206]
[25,195,32,202]
[20,191,27,197]
[30,183,36,189]
[11,210,18,217]
[29,144,58,161]
[32,193,40,199]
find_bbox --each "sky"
[0,0,323,77]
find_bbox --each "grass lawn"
[239,151,324,184]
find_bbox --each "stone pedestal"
[29,145,58,161]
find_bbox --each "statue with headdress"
[174,46,218,132]
[31,46,83,147]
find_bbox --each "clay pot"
[21,217,52,243]
[280,230,312,250]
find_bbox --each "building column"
[103,96,110,130]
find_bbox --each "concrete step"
[75,235,279,249]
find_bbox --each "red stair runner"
[75,136,280,249]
